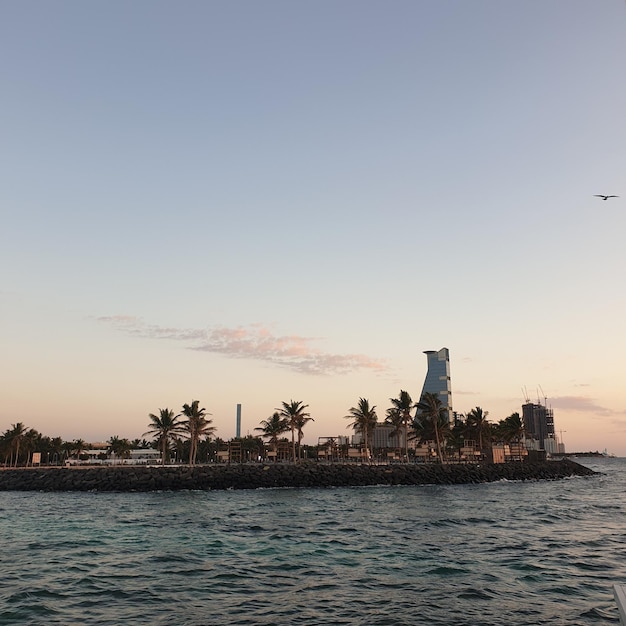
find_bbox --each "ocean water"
[1,458,625,625]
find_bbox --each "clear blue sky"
[2,1,625,454]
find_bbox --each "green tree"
[173,436,186,464]
[293,412,314,459]
[276,400,310,462]
[181,400,215,465]
[0,433,8,466]
[235,435,265,462]
[385,407,405,456]
[49,437,65,465]
[345,398,378,458]
[255,412,289,455]
[6,422,28,467]
[415,392,447,463]
[72,439,88,461]
[0,429,13,466]
[21,428,40,465]
[499,412,525,444]
[144,408,185,464]
[32,434,52,464]
[447,415,467,461]
[388,390,416,461]
[62,440,74,463]
[108,436,132,463]
[466,406,490,452]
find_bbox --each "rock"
[0,459,597,492]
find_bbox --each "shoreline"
[0,459,597,492]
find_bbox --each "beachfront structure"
[351,425,409,450]
[522,401,557,452]
[79,448,161,465]
[420,348,453,420]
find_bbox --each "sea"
[1,457,625,626]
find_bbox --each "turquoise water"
[1,458,625,625]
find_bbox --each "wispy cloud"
[549,396,616,416]
[96,316,388,376]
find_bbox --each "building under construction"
[522,399,561,454]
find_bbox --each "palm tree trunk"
[434,424,443,463]
[188,433,194,465]
[404,422,409,462]
[363,427,368,462]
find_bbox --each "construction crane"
[538,384,548,407]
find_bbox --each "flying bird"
[594,195,619,201]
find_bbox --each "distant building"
[419,348,453,419]
[522,401,557,452]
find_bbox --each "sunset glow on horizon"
[2,1,625,455]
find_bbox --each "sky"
[1,1,626,455]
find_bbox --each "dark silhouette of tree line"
[2,393,525,467]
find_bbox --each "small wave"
[456,587,495,600]
[426,565,469,576]
[5,588,64,604]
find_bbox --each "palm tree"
[0,432,9,466]
[72,439,88,461]
[447,415,467,461]
[172,435,185,464]
[0,429,15,466]
[144,408,185,464]
[108,436,132,463]
[466,406,490,453]
[293,413,314,459]
[21,428,40,466]
[388,390,416,461]
[499,412,525,444]
[234,434,266,462]
[415,392,447,463]
[181,400,215,465]
[7,422,28,466]
[276,400,310,462]
[345,398,378,459]
[255,412,289,456]
[62,440,74,463]
[49,437,64,465]
[385,407,405,457]
[33,434,51,465]
[436,413,452,458]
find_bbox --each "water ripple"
[0,459,624,625]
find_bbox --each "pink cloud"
[549,396,615,416]
[96,316,388,376]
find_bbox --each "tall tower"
[420,348,453,418]
[236,404,242,438]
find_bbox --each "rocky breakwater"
[0,459,597,492]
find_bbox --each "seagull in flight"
[594,195,619,201]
